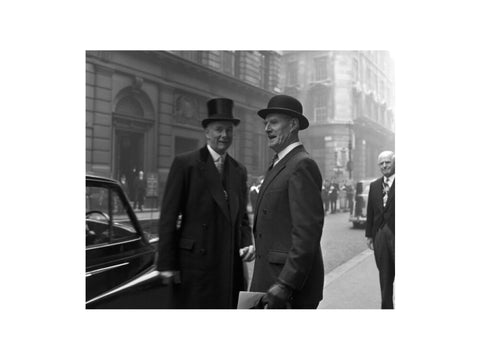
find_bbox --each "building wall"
[86,51,279,205]
[279,50,395,184]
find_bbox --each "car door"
[86,180,156,303]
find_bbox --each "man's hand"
[366,237,374,250]
[239,245,255,262]
[263,282,293,309]
[158,270,181,285]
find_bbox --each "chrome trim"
[86,237,141,251]
[86,269,161,305]
[86,262,129,277]
[148,236,159,244]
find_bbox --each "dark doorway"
[115,130,144,198]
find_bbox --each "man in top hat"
[250,94,325,309]
[157,98,255,309]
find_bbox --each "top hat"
[202,98,240,128]
[257,94,309,130]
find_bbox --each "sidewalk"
[317,249,380,309]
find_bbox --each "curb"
[323,249,373,288]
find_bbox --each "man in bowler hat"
[157,98,255,309]
[250,94,325,309]
[366,151,395,309]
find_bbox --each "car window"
[86,184,139,247]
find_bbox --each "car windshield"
[86,184,139,246]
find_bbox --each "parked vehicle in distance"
[86,175,168,309]
[349,178,376,229]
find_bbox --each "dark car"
[86,175,169,308]
[349,178,376,228]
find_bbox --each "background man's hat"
[202,98,240,128]
[257,94,309,130]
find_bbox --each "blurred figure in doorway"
[133,170,146,211]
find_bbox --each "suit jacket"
[250,145,325,308]
[157,146,252,308]
[365,177,395,239]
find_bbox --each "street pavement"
[136,207,382,309]
[317,248,380,309]
[318,210,382,309]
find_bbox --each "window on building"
[314,57,328,81]
[259,52,270,89]
[365,97,371,118]
[175,51,202,63]
[286,61,298,85]
[314,106,328,123]
[366,67,371,90]
[222,51,235,75]
[352,58,359,82]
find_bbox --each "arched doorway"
[112,88,155,200]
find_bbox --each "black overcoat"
[250,145,325,309]
[157,146,252,308]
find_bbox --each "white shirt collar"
[274,142,302,166]
[207,145,225,162]
[384,174,395,185]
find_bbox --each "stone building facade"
[86,51,281,206]
[280,51,395,183]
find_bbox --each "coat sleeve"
[365,182,374,238]
[239,166,252,247]
[278,158,324,291]
[157,157,186,270]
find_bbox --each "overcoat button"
[199,248,206,255]
[263,209,267,214]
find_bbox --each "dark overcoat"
[365,177,395,239]
[250,145,325,309]
[157,146,252,309]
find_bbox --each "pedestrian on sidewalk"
[250,94,325,309]
[365,150,395,309]
[321,184,329,214]
[328,183,338,213]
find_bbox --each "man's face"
[205,121,233,155]
[264,113,297,153]
[378,152,395,177]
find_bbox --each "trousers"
[373,224,395,309]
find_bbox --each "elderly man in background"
[366,150,395,309]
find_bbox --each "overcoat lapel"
[198,146,231,221]
[254,145,306,225]
[225,155,240,224]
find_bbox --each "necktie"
[215,156,224,176]
[268,154,279,170]
[382,179,390,207]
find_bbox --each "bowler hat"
[257,94,309,130]
[202,98,240,128]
